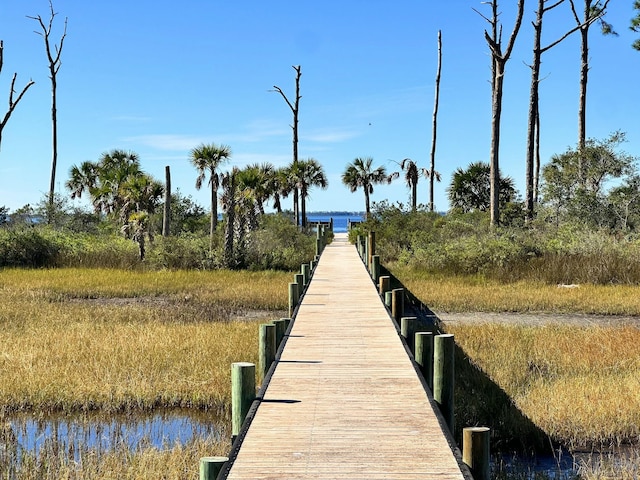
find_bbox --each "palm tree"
[65,149,143,216]
[189,143,231,250]
[220,168,238,268]
[389,158,441,211]
[270,166,293,213]
[236,162,275,216]
[447,161,516,213]
[341,157,388,218]
[290,158,328,228]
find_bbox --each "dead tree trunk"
[429,30,442,213]
[0,41,35,152]
[273,65,302,226]
[525,0,598,220]
[28,1,67,212]
[163,166,171,237]
[476,0,525,226]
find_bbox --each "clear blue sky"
[0,0,638,214]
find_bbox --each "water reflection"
[2,410,225,461]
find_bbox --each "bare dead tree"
[475,0,525,226]
[272,65,302,226]
[28,1,67,210]
[524,0,599,220]
[0,41,35,152]
[568,0,614,181]
[429,30,443,212]
[163,166,171,237]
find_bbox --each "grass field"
[0,268,290,479]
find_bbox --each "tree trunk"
[48,73,57,210]
[534,110,541,204]
[411,180,417,211]
[364,188,371,219]
[490,61,505,226]
[210,177,216,252]
[163,166,171,237]
[301,189,307,228]
[430,30,442,213]
[525,1,543,221]
[224,175,236,268]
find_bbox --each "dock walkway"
[224,233,468,479]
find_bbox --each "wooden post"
[288,282,299,317]
[391,288,404,323]
[295,273,304,297]
[415,331,434,391]
[400,316,419,353]
[315,238,322,257]
[200,456,228,480]
[368,231,376,267]
[364,235,370,269]
[272,318,287,349]
[434,334,455,432]
[379,275,390,296]
[371,255,380,283]
[463,427,491,480]
[301,263,310,286]
[259,323,276,381]
[283,317,292,330]
[231,362,255,437]
[384,291,392,308]
[329,217,333,231]
[310,259,316,271]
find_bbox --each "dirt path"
[436,311,640,327]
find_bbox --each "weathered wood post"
[288,282,299,317]
[315,238,322,257]
[434,333,455,432]
[231,362,255,437]
[368,231,376,267]
[384,291,392,308]
[364,235,370,269]
[259,323,276,381]
[371,255,380,283]
[329,217,333,232]
[301,263,310,286]
[379,275,390,297]
[391,288,404,323]
[200,456,228,480]
[400,316,419,353]
[415,331,434,391]
[295,273,304,297]
[310,258,316,271]
[272,318,287,349]
[463,427,491,480]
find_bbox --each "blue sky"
[0,0,638,214]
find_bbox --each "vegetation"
[341,157,389,218]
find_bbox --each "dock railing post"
[400,316,419,353]
[415,331,434,391]
[302,263,310,286]
[288,282,299,317]
[371,255,380,283]
[391,288,404,323]
[463,427,491,480]
[295,273,304,298]
[231,362,255,438]
[199,457,229,480]
[434,334,455,432]
[379,275,390,297]
[272,318,287,349]
[259,323,276,381]
[368,231,376,267]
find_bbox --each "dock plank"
[225,233,467,479]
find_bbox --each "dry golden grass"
[0,435,230,480]
[448,323,640,448]
[0,268,289,414]
[392,267,640,314]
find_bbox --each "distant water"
[307,213,364,233]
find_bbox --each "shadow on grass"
[381,266,550,455]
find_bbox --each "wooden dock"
[223,233,469,479]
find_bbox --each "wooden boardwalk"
[224,233,468,479]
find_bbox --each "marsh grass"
[448,323,640,449]
[392,267,640,314]
[0,268,288,414]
